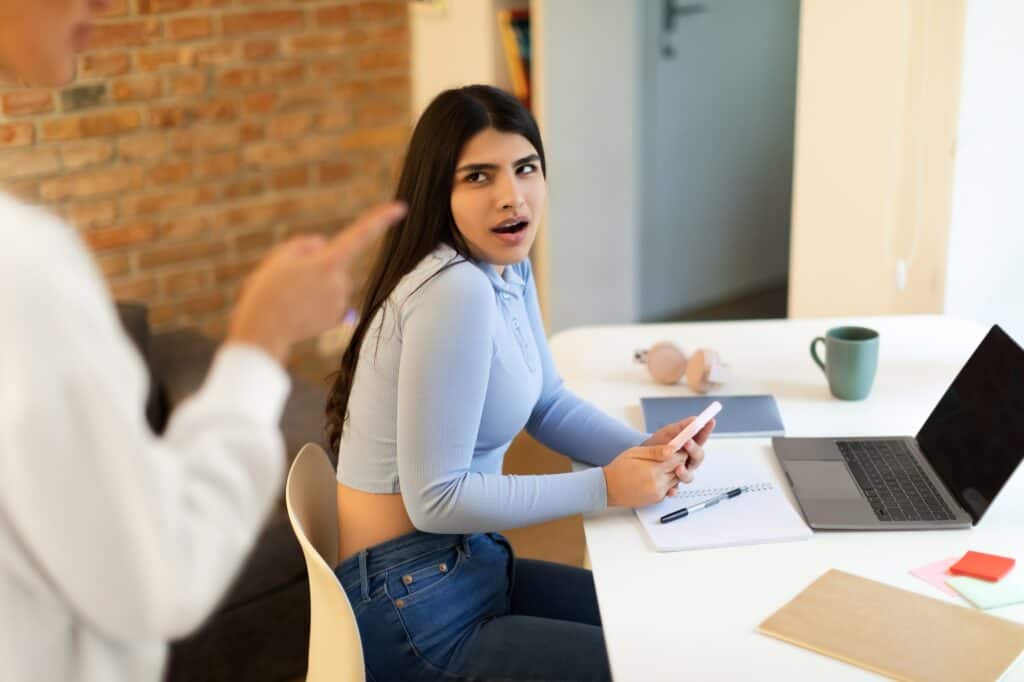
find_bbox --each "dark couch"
[115,302,330,682]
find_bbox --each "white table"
[550,315,1024,682]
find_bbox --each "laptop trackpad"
[787,461,863,500]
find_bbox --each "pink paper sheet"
[910,557,961,597]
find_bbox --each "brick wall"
[0,0,410,335]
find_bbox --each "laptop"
[773,324,1024,530]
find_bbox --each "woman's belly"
[336,482,418,562]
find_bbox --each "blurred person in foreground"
[0,1,404,680]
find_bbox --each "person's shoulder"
[398,245,494,319]
[0,194,86,287]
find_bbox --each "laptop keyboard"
[836,440,956,522]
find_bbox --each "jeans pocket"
[386,538,508,672]
[387,545,463,604]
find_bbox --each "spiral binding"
[674,482,773,499]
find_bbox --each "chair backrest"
[285,443,365,682]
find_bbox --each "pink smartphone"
[667,400,722,452]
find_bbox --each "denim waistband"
[336,530,475,600]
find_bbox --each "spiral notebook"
[634,450,811,552]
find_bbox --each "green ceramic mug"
[810,326,880,400]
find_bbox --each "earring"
[635,341,730,394]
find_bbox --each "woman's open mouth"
[491,217,530,245]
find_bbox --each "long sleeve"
[521,260,649,466]
[394,263,609,534]
[0,228,289,645]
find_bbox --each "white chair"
[285,443,365,682]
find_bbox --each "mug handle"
[810,337,827,373]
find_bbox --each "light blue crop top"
[336,244,647,533]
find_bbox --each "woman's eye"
[466,172,487,183]
[517,163,537,175]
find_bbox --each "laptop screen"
[917,325,1024,524]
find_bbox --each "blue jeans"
[334,530,612,681]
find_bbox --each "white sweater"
[0,192,290,681]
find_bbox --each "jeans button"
[402,575,413,585]
[439,563,448,573]
[395,598,406,608]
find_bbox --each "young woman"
[326,85,714,681]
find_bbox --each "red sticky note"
[949,551,1016,582]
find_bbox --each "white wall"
[409,0,520,118]
[944,0,1024,343]
[787,1,965,318]
[532,0,643,332]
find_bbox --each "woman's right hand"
[227,202,405,364]
[603,444,689,508]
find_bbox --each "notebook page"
[634,450,811,552]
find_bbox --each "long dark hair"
[325,85,546,453]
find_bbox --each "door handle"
[662,0,708,58]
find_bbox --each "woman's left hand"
[642,416,715,495]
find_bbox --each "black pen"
[659,487,744,524]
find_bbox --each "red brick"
[222,10,305,36]
[356,1,407,21]
[319,161,353,184]
[214,257,260,285]
[284,32,351,55]
[40,166,145,201]
[339,124,407,151]
[138,0,229,13]
[195,41,240,65]
[222,178,265,199]
[197,152,240,179]
[181,291,226,316]
[163,268,211,297]
[244,40,279,61]
[356,47,407,71]
[0,123,35,149]
[166,16,213,41]
[138,240,226,268]
[110,276,159,301]
[86,223,158,251]
[316,4,353,27]
[169,72,207,98]
[3,179,39,202]
[243,91,277,115]
[355,99,406,126]
[96,0,130,17]
[0,148,62,180]
[316,108,353,132]
[118,132,168,161]
[2,90,54,117]
[268,112,313,138]
[235,228,276,253]
[160,215,208,240]
[120,186,214,218]
[67,200,119,229]
[149,160,193,185]
[276,85,327,112]
[136,46,195,72]
[170,124,244,154]
[196,97,240,122]
[88,20,161,50]
[271,166,309,190]
[40,108,141,140]
[149,105,196,129]
[78,52,131,78]
[111,76,163,102]
[96,252,131,277]
[60,140,115,170]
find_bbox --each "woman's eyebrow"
[455,154,540,174]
